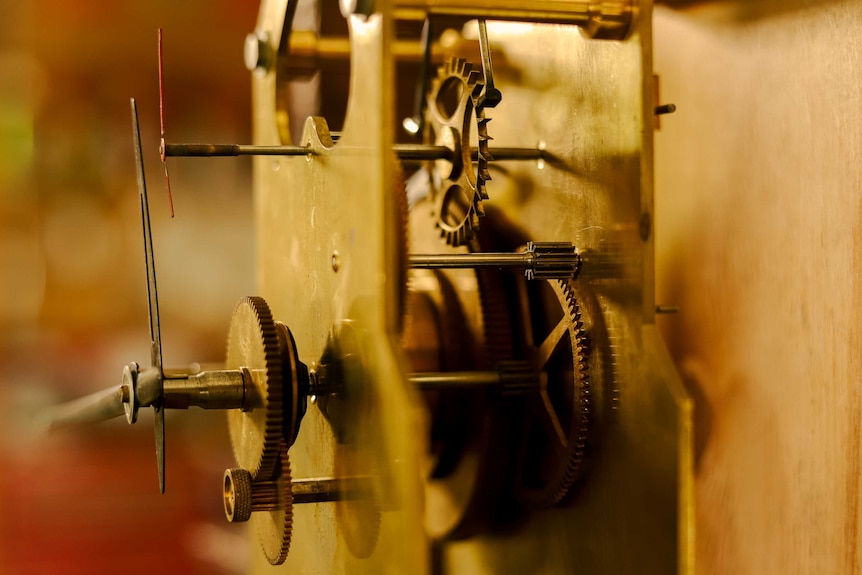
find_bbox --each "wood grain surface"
[654,2,862,573]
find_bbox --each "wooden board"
[654,3,862,573]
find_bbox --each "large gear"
[225,296,284,481]
[251,442,294,565]
[409,207,522,539]
[425,58,493,247]
[335,442,382,559]
[393,157,409,333]
[515,279,591,507]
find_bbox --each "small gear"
[425,58,493,247]
[251,442,294,565]
[225,296,284,481]
[515,279,591,507]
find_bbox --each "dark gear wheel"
[274,321,308,448]
[251,442,294,565]
[425,58,493,247]
[418,236,522,540]
[515,279,591,508]
[226,296,284,481]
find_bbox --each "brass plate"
[249,1,691,573]
[252,0,427,572]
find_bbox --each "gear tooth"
[468,69,482,84]
[468,210,479,228]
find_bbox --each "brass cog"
[225,296,284,481]
[425,58,492,247]
[515,279,591,507]
[252,442,294,565]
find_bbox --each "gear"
[393,157,409,333]
[413,233,521,539]
[225,296,284,481]
[515,279,591,507]
[251,442,294,565]
[274,322,307,448]
[335,442,382,559]
[425,58,493,247]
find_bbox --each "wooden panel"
[654,3,862,573]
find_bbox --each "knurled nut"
[225,468,253,523]
[225,467,283,524]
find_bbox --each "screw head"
[339,0,375,18]
[244,32,271,75]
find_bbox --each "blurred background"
[0,2,260,573]
[3,0,861,574]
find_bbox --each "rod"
[409,371,501,390]
[163,143,548,162]
[292,478,344,504]
[163,144,313,157]
[48,386,126,430]
[410,252,533,270]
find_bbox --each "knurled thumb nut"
[223,468,281,523]
[224,468,253,522]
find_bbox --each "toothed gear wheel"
[515,279,591,507]
[252,442,294,565]
[226,296,284,481]
[426,58,493,247]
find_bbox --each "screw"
[339,0,375,18]
[654,103,677,116]
[244,31,271,75]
